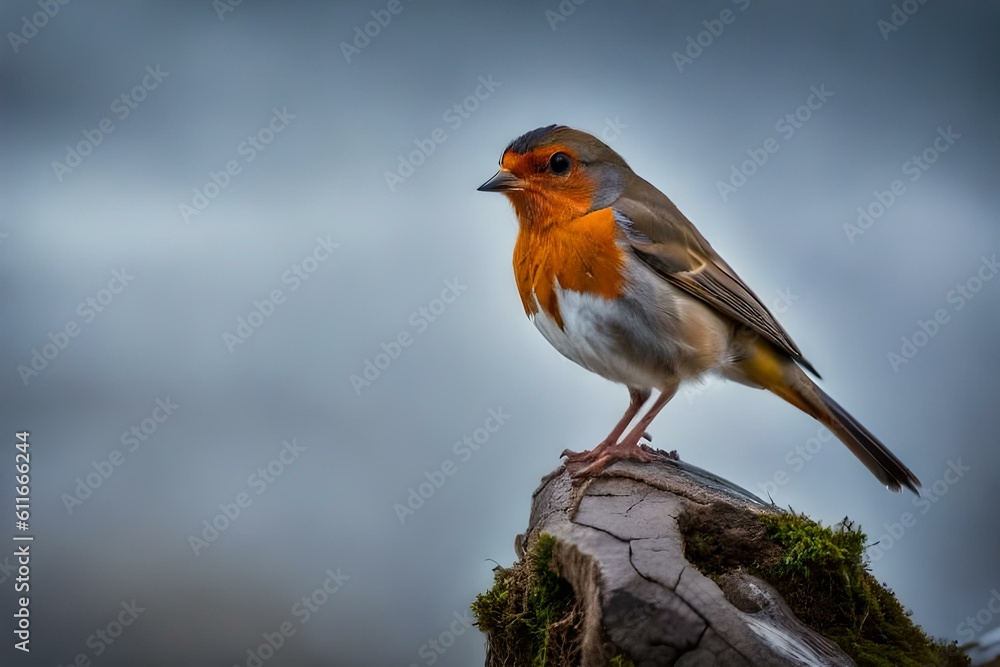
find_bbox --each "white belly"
[529,274,732,391]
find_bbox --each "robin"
[477,125,920,494]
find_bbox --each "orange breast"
[513,207,626,328]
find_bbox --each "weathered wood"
[518,453,856,666]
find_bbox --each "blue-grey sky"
[2,1,999,665]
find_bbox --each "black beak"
[477,170,523,193]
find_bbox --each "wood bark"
[519,455,856,666]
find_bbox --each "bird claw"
[565,442,657,478]
[561,439,616,464]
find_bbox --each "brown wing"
[613,175,820,377]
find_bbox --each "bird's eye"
[548,152,572,175]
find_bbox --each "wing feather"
[613,178,819,377]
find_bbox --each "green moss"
[525,534,578,665]
[678,504,969,667]
[472,533,634,666]
[760,513,866,579]
[472,533,582,666]
[470,564,511,636]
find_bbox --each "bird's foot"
[561,432,654,464]
[563,441,657,478]
[561,439,615,465]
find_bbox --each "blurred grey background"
[2,1,999,665]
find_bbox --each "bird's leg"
[617,392,672,450]
[572,382,679,477]
[562,388,650,463]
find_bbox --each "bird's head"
[477,125,631,229]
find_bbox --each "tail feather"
[737,343,921,494]
[809,382,921,494]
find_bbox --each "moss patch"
[472,534,636,666]
[472,533,582,666]
[678,503,969,667]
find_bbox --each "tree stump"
[497,453,857,666]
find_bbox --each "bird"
[477,124,920,494]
